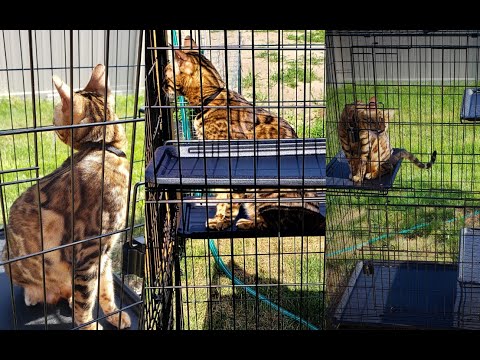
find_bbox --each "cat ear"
[52,75,71,112]
[174,49,189,63]
[368,96,377,106]
[183,36,198,51]
[84,64,110,95]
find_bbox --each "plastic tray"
[145,139,326,188]
[0,229,141,330]
[326,149,403,190]
[333,261,458,329]
[177,196,326,238]
[458,228,480,285]
[454,228,480,329]
[0,272,141,330]
[461,88,480,121]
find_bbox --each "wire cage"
[326,30,480,329]
[0,30,145,330]
[144,30,326,330]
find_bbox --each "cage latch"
[122,236,145,278]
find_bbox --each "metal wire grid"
[144,30,326,330]
[325,30,480,329]
[0,30,145,330]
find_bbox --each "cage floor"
[178,197,326,238]
[0,272,141,330]
[145,139,326,188]
[334,261,458,329]
[326,149,403,190]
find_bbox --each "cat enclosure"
[326,30,480,329]
[0,30,145,330]
[144,30,326,330]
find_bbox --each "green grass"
[270,58,321,88]
[295,116,325,138]
[328,82,480,199]
[241,71,261,89]
[0,93,145,235]
[178,237,324,330]
[326,83,480,296]
[255,51,284,63]
[286,30,325,44]
[271,66,319,89]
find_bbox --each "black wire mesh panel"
[145,30,326,330]
[0,30,145,330]
[325,30,480,329]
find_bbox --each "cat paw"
[351,175,363,183]
[24,288,40,307]
[235,218,254,230]
[80,322,103,330]
[207,217,233,231]
[106,311,131,330]
[364,173,373,179]
[236,219,268,230]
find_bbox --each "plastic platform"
[461,88,480,121]
[0,272,141,330]
[454,228,480,329]
[457,228,480,284]
[326,149,403,190]
[145,139,326,188]
[177,196,326,238]
[334,261,458,329]
[0,230,141,330]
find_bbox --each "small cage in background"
[326,30,480,329]
[0,30,145,330]
[144,30,326,330]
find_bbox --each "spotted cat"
[1,64,131,330]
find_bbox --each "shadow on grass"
[199,259,323,330]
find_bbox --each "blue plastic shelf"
[326,149,403,190]
[177,196,326,238]
[145,139,326,189]
[461,88,480,121]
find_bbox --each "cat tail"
[392,149,437,169]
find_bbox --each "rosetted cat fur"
[2,64,131,330]
[164,36,321,232]
[338,96,436,183]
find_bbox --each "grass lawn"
[178,236,324,330]
[326,83,480,299]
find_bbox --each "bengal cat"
[164,36,320,231]
[1,64,131,330]
[338,96,437,183]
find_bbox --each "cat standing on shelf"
[164,36,321,232]
[338,96,437,183]
[1,64,131,330]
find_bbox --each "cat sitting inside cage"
[1,64,131,330]
[164,36,322,233]
[338,97,437,183]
